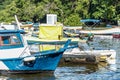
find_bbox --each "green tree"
[0,1,18,22]
[64,13,82,26]
[92,0,119,24]
[0,0,119,25]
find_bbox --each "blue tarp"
[80,19,100,23]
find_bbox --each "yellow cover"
[39,45,61,51]
[39,24,63,40]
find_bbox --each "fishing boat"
[0,25,71,74]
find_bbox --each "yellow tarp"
[39,45,61,51]
[39,24,63,40]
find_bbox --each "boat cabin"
[0,31,23,47]
[0,30,31,59]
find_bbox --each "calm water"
[1,36,120,80]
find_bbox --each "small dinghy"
[63,41,116,64]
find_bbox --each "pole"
[15,15,21,30]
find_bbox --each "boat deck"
[25,36,86,45]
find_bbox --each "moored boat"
[63,41,116,64]
[77,27,120,35]
[0,26,71,74]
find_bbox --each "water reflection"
[55,62,108,79]
[90,37,120,50]
[54,37,120,80]
[55,63,120,80]
[0,73,56,80]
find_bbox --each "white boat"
[78,27,120,35]
[63,41,116,64]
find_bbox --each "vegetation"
[0,0,119,26]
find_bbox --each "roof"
[80,19,100,23]
[0,30,25,34]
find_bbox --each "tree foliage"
[0,0,119,26]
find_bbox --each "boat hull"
[79,27,120,35]
[63,48,116,63]
[0,70,54,74]
[0,52,63,74]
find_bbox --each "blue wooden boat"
[0,29,71,74]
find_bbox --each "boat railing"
[29,43,63,54]
[29,39,73,54]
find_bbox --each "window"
[0,34,21,46]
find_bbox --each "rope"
[19,46,29,57]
